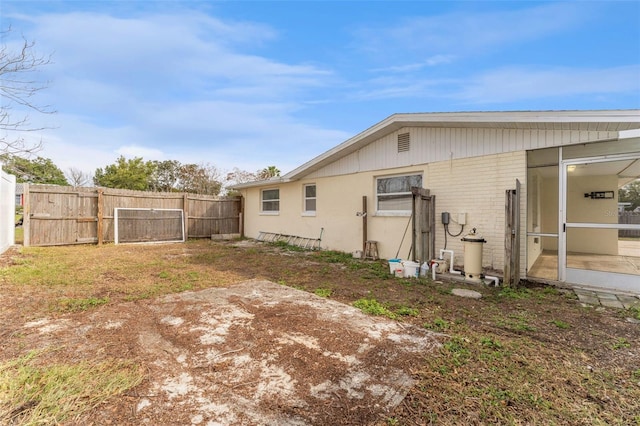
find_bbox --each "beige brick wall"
[426,151,526,274]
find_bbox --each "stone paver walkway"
[573,288,640,310]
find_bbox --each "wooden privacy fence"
[22,184,242,247]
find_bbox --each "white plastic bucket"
[394,266,404,278]
[403,261,420,278]
[388,258,402,274]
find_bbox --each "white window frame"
[261,188,280,215]
[302,184,316,216]
[375,173,422,216]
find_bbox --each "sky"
[1,0,639,181]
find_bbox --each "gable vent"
[397,133,410,152]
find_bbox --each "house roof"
[230,110,640,189]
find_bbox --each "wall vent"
[397,133,410,152]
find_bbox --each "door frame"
[559,150,640,291]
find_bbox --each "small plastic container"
[420,262,429,277]
[388,258,402,274]
[394,266,404,278]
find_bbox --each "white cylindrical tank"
[461,228,486,284]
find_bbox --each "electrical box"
[458,212,466,225]
[441,212,450,225]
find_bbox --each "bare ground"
[1,240,640,425]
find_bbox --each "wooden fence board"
[619,212,640,237]
[23,184,241,246]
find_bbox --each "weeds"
[612,338,631,350]
[313,250,390,279]
[480,337,503,350]
[53,296,109,313]
[552,319,570,329]
[315,250,353,263]
[314,288,332,298]
[269,240,305,252]
[395,306,419,317]
[495,312,537,332]
[0,349,143,425]
[353,298,397,320]
[498,287,533,299]
[424,317,450,332]
[442,336,471,366]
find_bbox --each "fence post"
[97,188,104,245]
[239,196,245,238]
[23,183,30,247]
[183,193,189,239]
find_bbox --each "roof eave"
[228,177,291,191]
[283,110,640,181]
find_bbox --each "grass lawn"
[1,239,639,425]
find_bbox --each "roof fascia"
[228,177,291,190]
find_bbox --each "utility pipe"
[438,249,462,275]
[484,275,500,286]
[431,260,437,281]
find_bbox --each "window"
[261,188,280,213]
[376,174,422,213]
[303,184,316,214]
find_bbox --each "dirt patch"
[11,279,440,425]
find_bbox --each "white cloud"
[28,11,331,103]
[353,2,594,57]
[2,8,344,176]
[370,55,455,74]
[456,65,640,104]
[347,64,640,105]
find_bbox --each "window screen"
[376,174,422,212]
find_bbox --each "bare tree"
[225,167,257,186]
[66,167,92,188]
[1,28,54,156]
[223,166,281,195]
[177,163,223,195]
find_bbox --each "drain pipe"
[431,260,437,281]
[483,275,500,286]
[438,249,462,275]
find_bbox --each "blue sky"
[2,1,639,180]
